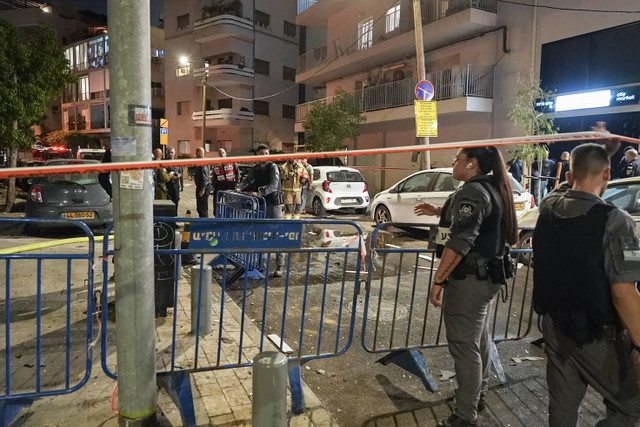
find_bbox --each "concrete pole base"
[118,412,157,427]
[252,351,288,427]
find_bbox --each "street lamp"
[201,60,209,150]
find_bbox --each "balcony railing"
[192,108,254,123]
[297,0,497,73]
[297,0,319,14]
[194,14,253,33]
[296,64,494,122]
[193,64,255,81]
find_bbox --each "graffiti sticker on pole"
[415,101,438,137]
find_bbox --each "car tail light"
[322,180,332,193]
[30,186,43,203]
[530,195,535,208]
[363,182,368,193]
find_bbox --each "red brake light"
[363,182,368,193]
[30,186,43,203]
[530,195,536,208]
[322,180,332,193]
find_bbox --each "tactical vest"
[253,162,283,205]
[533,203,619,345]
[623,158,640,178]
[213,163,236,182]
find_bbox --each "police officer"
[533,143,640,427]
[211,147,239,216]
[622,148,640,178]
[415,146,518,427]
[165,146,182,208]
[240,144,285,277]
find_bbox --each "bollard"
[252,352,288,427]
[190,265,212,336]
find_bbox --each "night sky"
[49,0,164,27]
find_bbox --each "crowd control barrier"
[212,191,267,282]
[363,222,535,390]
[100,217,366,424]
[0,218,96,425]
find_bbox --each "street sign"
[160,118,169,145]
[160,118,169,128]
[415,80,434,101]
[415,100,438,137]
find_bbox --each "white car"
[306,166,370,216]
[371,168,534,225]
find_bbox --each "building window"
[282,66,296,81]
[177,14,189,30]
[358,18,373,50]
[254,10,270,28]
[177,101,190,116]
[176,64,191,77]
[386,5,400,33]
[178,140,190,155]
[218,98,232,109]
[90,103,105,129]
[151,48,164,58]
[78,76,89,101]
[254,100,269,116]
[284,21,296,38]
[254,58,270,75]
[282,105,295,119]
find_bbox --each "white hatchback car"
[371,168,534,225]
[306,166,370,216]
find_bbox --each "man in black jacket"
[194,147,211,217]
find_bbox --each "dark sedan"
[25,159,112,230]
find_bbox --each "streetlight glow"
[179,56,189,66]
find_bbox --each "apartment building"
[61,27,166,148]
[163,0,302,157]
[295,0,640,194]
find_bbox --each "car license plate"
[514,203,525,210]
[342,198,357,203]
[62,212,95,219]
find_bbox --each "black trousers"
[196,188,209,218]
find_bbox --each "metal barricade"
[0,218,96,424]
[100,218,365,421]
[362,222,535,390]
[213,191,267,282]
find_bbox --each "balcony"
[295,64,493,131]
[297,0,497,84]
[193,64,255,88]
[194,14,254,44]
[297,0,343,27]
[192,108,254,127]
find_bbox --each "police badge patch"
[458,202,476,219]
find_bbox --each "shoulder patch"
[458,201,477,219]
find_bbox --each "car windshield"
[602,184,640,214]
[326,171,364,182]
[45,173,99,186]
[509,175,525,193]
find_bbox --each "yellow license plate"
[63,212,95,219]
[514,203,525,210]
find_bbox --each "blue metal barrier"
[100,218,365,423]
[363,222,535,391]
[0,218,96,426]
[212,191,267,282]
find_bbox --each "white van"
[77,148,106,161]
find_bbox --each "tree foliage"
[507,68,557,166]
[302,88,366,152]
[43,130,91,149]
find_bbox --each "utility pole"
[107,1,157,425]
[412,0,430,169]
[202,61,209,150]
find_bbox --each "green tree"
[302,88,366,152]
[43,130,91,149]
[0,20,74,212]
[508,68,556,200]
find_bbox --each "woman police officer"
[414,146,518,427]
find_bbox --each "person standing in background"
[555,151,570,187]
[622,148,640,178]
[165,146,182,208]
[211,147,239,216]
[194,147,211,217]
[281,158,305,219]
[299,156,314,214]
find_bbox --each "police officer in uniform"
[415,146,518,427]
[240,144,285,277]
[533,143,640,427]
[622,148,640,178]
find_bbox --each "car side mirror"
[389,186,397,194]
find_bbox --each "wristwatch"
[433,278,448,286]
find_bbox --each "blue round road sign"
[416,80,434,101]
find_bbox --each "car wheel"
[374,205,391,225]
[518,231,534,266]
[355,208,367,215]
[312,198,325,217]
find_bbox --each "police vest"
[532,203,619,345]
[213,163,236,182]
[623,158,640,178]
[253,162,283,205]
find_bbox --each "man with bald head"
[194,147,211,217]
[622,148,640,178]
[533,143,640,426]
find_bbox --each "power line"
[498,0,640,13]
[209,0,401,101]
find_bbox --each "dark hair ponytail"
[462,146,518,245]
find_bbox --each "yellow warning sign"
[160,118,169,128]
[415,101,438,137]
